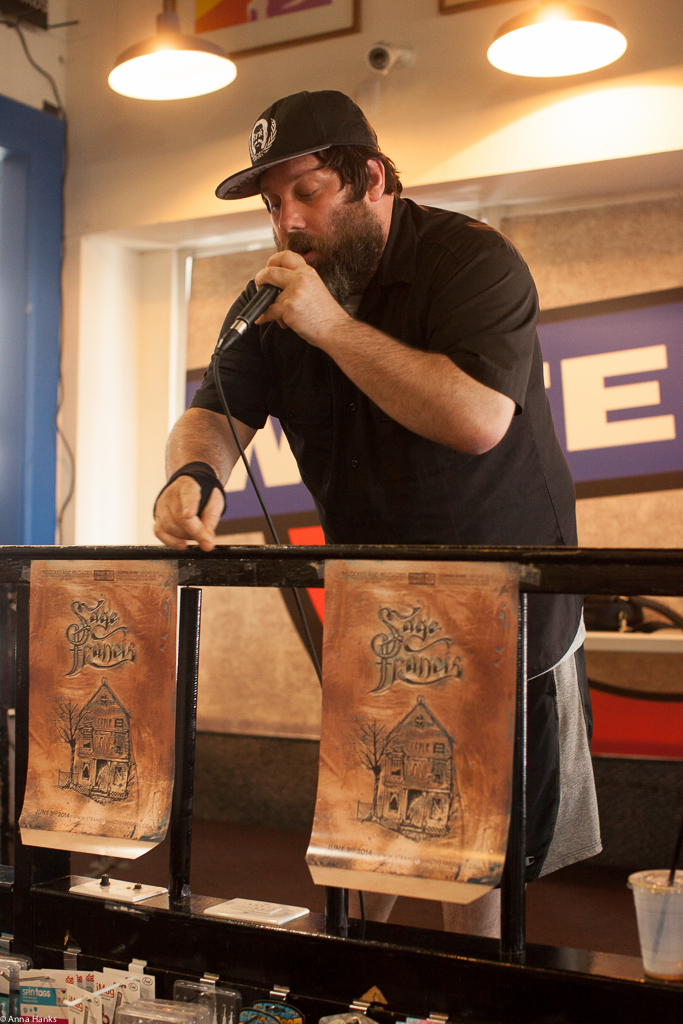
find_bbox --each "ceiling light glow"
[109,48,236,101]
[109,2,236,101]
[488,3,627,78]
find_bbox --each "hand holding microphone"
[215,251,350,355]
[216,283,281,353]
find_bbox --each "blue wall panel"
[0,94,64,543]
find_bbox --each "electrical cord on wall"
[1,18,64,112]
[212,352,323,685]
[1,17,75,543]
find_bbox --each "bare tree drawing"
[52,698,84,786]
[355,719,389,821]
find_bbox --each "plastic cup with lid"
[628,869,683,980]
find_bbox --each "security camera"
[366,42,415,76]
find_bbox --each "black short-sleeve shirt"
[192,197,581,676]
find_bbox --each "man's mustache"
[277,233,326,257]
[285,234,311,253]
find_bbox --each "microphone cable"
[212,290,323,685]
[213,283,368,927]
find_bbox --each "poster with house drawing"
[306,560,519,904]
[19,561,178,858]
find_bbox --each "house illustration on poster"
[357,696,457,839]
[71,679,132,801]
[381,697,455,838]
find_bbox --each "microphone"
[216,284,281,354]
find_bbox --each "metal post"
[500,592,528,962]
[325,886,349,937]
[169,586,202,900]
[0,583,17,864]
[12,581,70,958]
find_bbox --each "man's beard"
[274,200,385,304]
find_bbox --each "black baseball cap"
[215,90,379,200]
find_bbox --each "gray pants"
[538,646,602,876]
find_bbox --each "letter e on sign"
[560,345,676,452]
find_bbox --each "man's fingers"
[154,525,188,551]
[253,263,298,293]
[154,477,221,551]
[266,250,307,270]
[155,476,202,520]
[154,480,197,531]
[155,510,216,552]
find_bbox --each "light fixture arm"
[157,0,180,34]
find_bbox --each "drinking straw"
[667,807,683,885]
[650,803,683,966]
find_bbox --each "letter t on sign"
[560,344,676,452]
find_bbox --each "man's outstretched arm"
[154,407,255,551]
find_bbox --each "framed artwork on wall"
[0,0,48,30]
[195,0,361,59]
[439,0,519,13]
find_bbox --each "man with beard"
[154,91,601,936]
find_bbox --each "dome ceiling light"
[487,2,627,78]
[108,0,236,101]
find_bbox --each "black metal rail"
[0,543,680,594]
[1,544,682,1024]
[0,582,16,865]
[169,587,202,901]
[500,594,528,963]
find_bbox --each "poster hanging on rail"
[307,560,519,904]
[19,560,178,858]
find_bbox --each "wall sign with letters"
[538,289,683,497]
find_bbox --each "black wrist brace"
[154,461,227,518]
